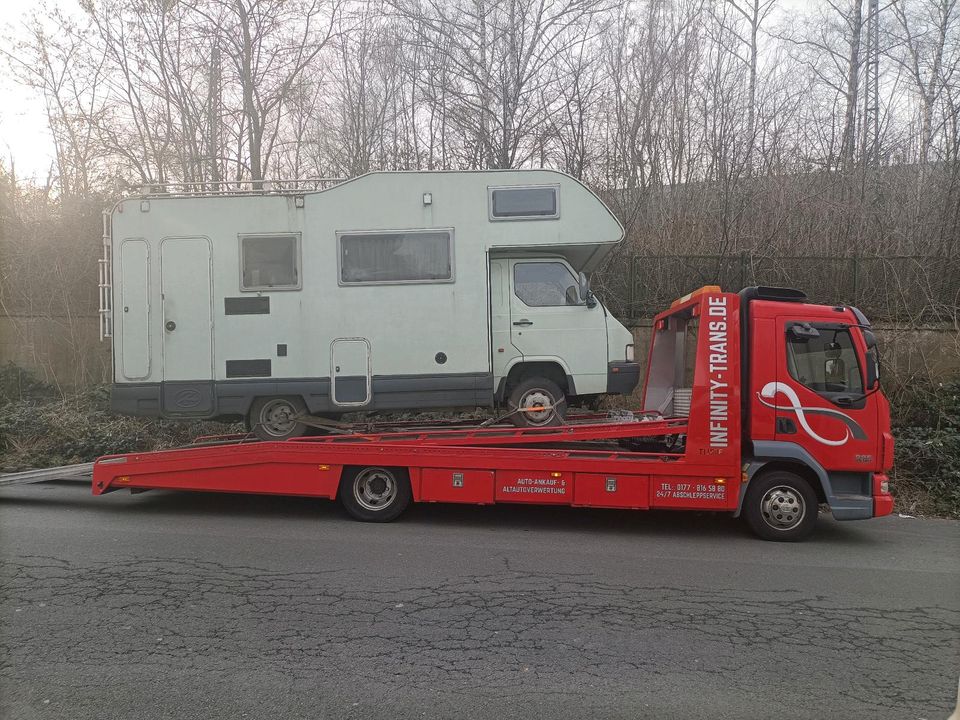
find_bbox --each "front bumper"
[607,362,641,395]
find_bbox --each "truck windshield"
[786,325,863,395]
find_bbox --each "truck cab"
[742,287,893,525]
[639,285,893,540]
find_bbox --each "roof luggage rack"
[131,177,346,198]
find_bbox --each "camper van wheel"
[249,396,309,441]
[742,470,819,542]
[507,377,567,427]
[339,466,411,522]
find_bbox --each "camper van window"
[339,230,453,285]
[489,185,559,220]
[239,233,301,290]
[514,262,581,307]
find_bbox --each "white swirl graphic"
[758,381,856,446]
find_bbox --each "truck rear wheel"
[249,396,309,441]
[742,470,819,541]
[339,466,411,522]
[507,377,567,427]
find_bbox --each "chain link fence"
[595,254,960,323]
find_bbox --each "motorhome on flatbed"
[101,170,640,439]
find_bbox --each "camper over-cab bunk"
[102,170,640,439]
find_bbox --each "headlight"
[625,343,635,362]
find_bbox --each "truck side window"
[514,262,580,307]
[489,185,559,220]
[786,326,864,395]
[339,229,453,284]
[240,233,301,290]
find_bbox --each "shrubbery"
[889,380,960,518]
[0,364,239,471]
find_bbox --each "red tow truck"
[92,286,895,541]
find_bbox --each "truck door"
[770,318,878,468]
[507,259,607,390]
[159,237,214,415]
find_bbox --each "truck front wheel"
[742,470,819,542]
[507,377,567,427]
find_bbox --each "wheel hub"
[260,400,298,435]
[519,389,555,425]
[761,486,806,530]
[354,468,397,511]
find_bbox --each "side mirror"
[578,271,597,308]
[865,347,879,389]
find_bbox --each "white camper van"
[102,170,640,439]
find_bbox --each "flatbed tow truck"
[91,286,895,541]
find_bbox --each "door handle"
[513,319,533,327]
[165,320,176,332]
[834,395,853,407]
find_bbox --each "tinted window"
[240,234,299,290]
[340,230,452,284]
[786,326,863,394]
[491,186,558,219]
[514,262,580,306]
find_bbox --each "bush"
[0,367,240,472]
[890,380,960,518]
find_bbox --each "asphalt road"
[1,480,958,720]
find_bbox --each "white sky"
[0,0,812,185]
[0,0,60,183]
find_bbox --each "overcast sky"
[0,0,811,185]
[0,0,60,182]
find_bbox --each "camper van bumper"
[606,362,641,395]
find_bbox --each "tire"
[507,377,567,428]
[742,470,819,542]
[339,466,411,522]
[249,396,309,441]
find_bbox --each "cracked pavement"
[1,481,958,719]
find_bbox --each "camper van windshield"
[339,230,453,284]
